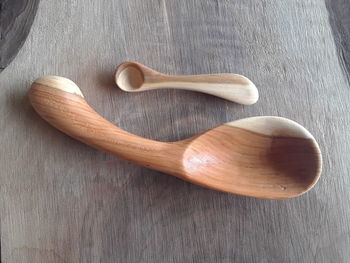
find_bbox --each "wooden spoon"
[29,76,322,199]
[115,62,259,105]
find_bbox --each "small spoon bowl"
[116,62,145,91]
[29,76,322,199]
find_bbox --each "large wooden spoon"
[115,62,259,105]
[29,76,322,199]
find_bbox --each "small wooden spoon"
[115,62,259,105]
[29,76,322,199]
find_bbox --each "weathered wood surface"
[0,0,349,262]
[0,0,39,73]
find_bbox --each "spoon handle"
[29,80,180,173]
[145,73,259,105]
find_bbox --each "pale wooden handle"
[144,74,258,105]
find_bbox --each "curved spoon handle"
[146,73,259,105]
[28,77,178,173]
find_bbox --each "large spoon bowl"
[182,117,321,198]
[29,76,322,199]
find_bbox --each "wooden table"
[1,1,349,262]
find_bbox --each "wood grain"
[0,0,350,262]
[0,0,39,73]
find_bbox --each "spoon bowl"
[116,62,145,91]
[29,76,322,199]
[115,62,259,105]
[182,117,321,198]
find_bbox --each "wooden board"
[0,0,39,73]
[0,0,350,262]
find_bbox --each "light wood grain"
[115,61,259,104]
[0,0,350,262]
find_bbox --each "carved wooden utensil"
[29,76,322,199]
[0,0,39,73]
[115,62,259,105]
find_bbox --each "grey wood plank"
[326,0,350,82]
[0,0,39,73]
[0,0,350,262]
